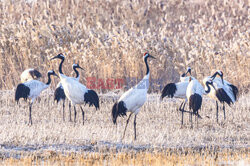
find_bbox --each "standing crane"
[50,53,99,125]
[54,63,83,121]
[21,68,42,83]
[203,70,238,122]
[186,77,214,128]
[112,52,156,140]
[15,70,58,125]
[160,67,194,126]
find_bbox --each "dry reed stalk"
[0,0,249,94]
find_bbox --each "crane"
[203,70,238,122]
[50,53,99,125]
[161,67,195,126]
[186,77,214,128]
[112,52,155,140]
[15,70,58,125]
[54,63,83,121]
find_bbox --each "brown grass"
[0,149,249,165]
[0,0,249,93]
[0,90,249,164]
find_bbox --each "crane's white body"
[173,81,189,99]
[118,73,149,114]
[59,74,88,105]
[56,74,80,89]
[161,67,196,101]
[23,80,49,102]
[213,77,236,102]
[172,77,198,99]
[186,79,204,99]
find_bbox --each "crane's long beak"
[50,56,57,60]
[54,73,59,78]
[211,72,218,80]
[211,83,215,89]
[210,81,216,90]
[185,70,189,75]
[79,66,85,70]
[221,75,224,85]
[149,55,156,59]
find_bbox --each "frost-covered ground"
[0,89,249,157]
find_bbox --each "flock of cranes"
[161,68,238,127]
[14,52,238,140]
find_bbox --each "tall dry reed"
[0,0,249,93]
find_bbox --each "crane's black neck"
[59,58,64,74]
[211,71,224,84]
[144,56,150,75]
[46,73,52,85]
[73,67,79,78]
[204,82,214,94]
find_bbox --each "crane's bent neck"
[204,82,213,94]
[144,56,150,75]
[73,67,79,79]
[59,58,64,75]
[46,73,52,85]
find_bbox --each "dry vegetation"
[0,149,248,165]
[0,90,249,164]
[0,0,249,92]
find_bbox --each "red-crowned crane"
[15,70,58,125]
[160,67,194,126]
[203,70,238,123]
[186,77,214,128]
[50,53,99,125]
[54,63,83,121]
[21,68,42,83]
[112,52,156,140]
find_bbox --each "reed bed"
[0,0,249,93]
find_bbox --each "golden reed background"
[0,0,249,93]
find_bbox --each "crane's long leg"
[74,106,77,123]
[179,102,184,126]
[69,102,72,122]
[190,112,193,129]
[182,101,186,126]
[223,103,226,120]
[216,101,219,123]
[134,115,137,140]
[196,110,199,128]
[80,106,85,125]
[29,102,33,125]
[62,100,65,122]
[122,113,132,140]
